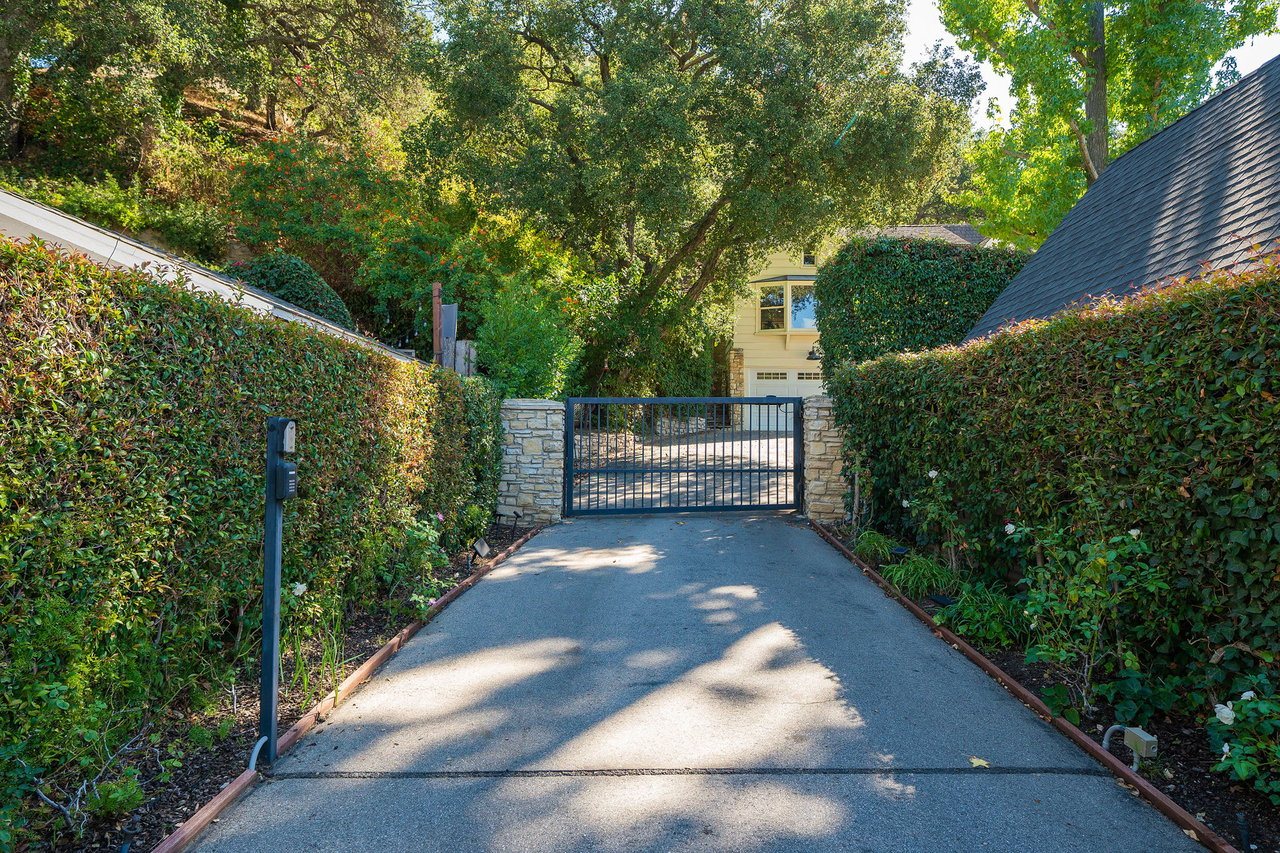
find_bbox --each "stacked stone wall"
[497,399,565,524]
[802,395,845,522]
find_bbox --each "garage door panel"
[747,370,824,430]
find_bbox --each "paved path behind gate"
[195,515,1200,852]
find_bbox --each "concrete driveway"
[195,515,1199,852]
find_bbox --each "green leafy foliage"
[229,139,412,314]
[814,236,1027,365]
[1019,529,1170,717]
[15,75,174,180]
[233,250,356,330]
[357,219,501,347]
[879,553,958,600]
[1207,683,1280,804]
[0,238,499,839]
[938,0,1279,246]
[460,377,504,545]
[826,260,1280,725]
[410,0,975,392]
[475,284,581,399]
[1,172,227,263]
[935,582,1031,651]
[84,777,145,819]
[852,530,899,562]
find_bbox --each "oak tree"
[407,0,970,392]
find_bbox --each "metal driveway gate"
[565,397,803,515]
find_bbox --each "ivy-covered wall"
[0,239,501,837]
[814,236,1028,366]
[826,261,1280,718]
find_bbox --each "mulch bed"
[36,523,534,853]
[836,534,1278,853]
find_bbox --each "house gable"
[967,53,1280,341]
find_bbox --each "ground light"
[468,536,491,572]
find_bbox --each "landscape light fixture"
[468,536,491,571]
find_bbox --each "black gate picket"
[564,397,803,515]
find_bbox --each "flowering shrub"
[1207,685,1280,804]
[1018,528,1170,722]
[826,260,1280,723]
[229,139,412,313]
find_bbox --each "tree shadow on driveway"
[195,515,1200,853]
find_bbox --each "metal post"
[260,416,296,765]
[432,282,443,366]
[793,398,805,511]
[564,400,576,516]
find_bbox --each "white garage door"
[746,369,825,430]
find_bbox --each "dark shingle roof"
[862,223,987,245]
[966,53,1280,341]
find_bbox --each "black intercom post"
[260,417,297,765]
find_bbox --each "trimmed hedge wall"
[827,262,1280,717]
[0,239,501,838]
[814,236,1028,365]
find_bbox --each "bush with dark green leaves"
[827,260,1280,723]
[233,250,356,330]
[814,236,1028,366]
[0,238,498,841]
[459,377,505,545]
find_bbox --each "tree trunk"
[1083,2,1108,183]
[0,36,25,152]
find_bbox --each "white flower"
[928,470,939,479]
[1222,741,1231,757]
[1214,703,1236,725]
[292,582,307,597]
[1241,691,1256,702]
[1004,523,1017,535]
[901,499,911,508]
[1128,528,1141,538]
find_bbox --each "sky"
[901,0,1280,128]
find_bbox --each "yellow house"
[728,246,825,403]
[728,225,987,406]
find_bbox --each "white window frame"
[757,281,819,336]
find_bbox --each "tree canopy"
[407,0,974,391]
[939,0,1280,247]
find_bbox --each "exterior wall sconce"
[807,344,823,361]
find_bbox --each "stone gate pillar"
[496,399,564,525]
[802,395,846,523]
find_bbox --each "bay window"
[757,279,818,333]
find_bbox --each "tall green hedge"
[814,236,1028,365]
[827,262,1280,717]
[0,239,501,840]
